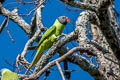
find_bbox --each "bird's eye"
[62,17,66,19]
[58,16,68,25]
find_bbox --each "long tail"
[25,46,43,75]
[25,65,32,75]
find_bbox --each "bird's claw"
[56,33,67,40]
[61,33,67,36]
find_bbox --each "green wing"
[31,25,56,56]
[38,25,56,45]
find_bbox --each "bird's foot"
[56,33,67,40]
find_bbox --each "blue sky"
[0,0,120,80]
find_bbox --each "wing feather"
[31,25,56,56]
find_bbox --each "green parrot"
[1,68,19,80]
[25,16,70,75]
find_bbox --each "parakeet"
[25,16,70,75]
[1,68,19,80]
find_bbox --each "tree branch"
[16,0,46,71]
[0,17,8,33]
[67,54,101,79]
[56,61,65,80]
[58,46,102,79]
[1,7,31,35]
[28,47,99,79]
[59,0,99,11]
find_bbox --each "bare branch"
[58,43,102,78]
[16,54,30,70]
[19,0,45,16]
[36,3,44,30]
[76,10,100,45]
[88,40,110,54]
[50,68,80,73]
[3,58,17,70]
[67,54,102,79]
[1,7,31,35]
[43,69,50,80]
[30,12,36,35]
[21,30,41,57]
[60,0,99,11]
[56,61,65,80]
[5,16,15,42]
[0,17,8,33]
[28,47,98,79]
[64,4,81,11]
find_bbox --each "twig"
[0,17,8,33]
[43,69,50,80]
[4,2,22,7]
[19,7,36,16]
[2,57,18,70]
[4,0,36,7]
[21,39,34,57]
[30,12,36,35]
[19,0,44,16]
[13,60,16,72]
[63,61,70,79]
[16,29,42,72]
[56,61,65,80]
[21,29,41,57]
[50,68,80,72]
[5,16,15,42]
[60,0,99,12]
[64,4,81,11]
[16,54,31,72]
[58,47,70,79]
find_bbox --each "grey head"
[57,16,70,25]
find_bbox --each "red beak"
[66,17,70,22]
